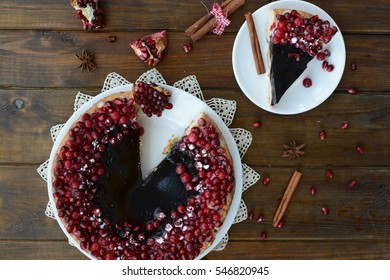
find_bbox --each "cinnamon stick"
[273,170,302,227]
[185,0,234,37]
[244,12,265,75]
[189,0,245,43]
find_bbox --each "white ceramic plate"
[47,84,243,260]
[232,0,346,115]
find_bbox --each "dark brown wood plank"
[0,31,388,90]
[0,240,87,260]
[230,167,390,241]
[0,240,388,259]
[0,89,389,166]
[0,1,388,33]
[0,166,388,241]
[0,166,65,240]
[206,240,390,259]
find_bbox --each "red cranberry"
[303,78,312,88]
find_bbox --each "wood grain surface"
[0,0,389,260]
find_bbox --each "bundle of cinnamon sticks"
[185,0,245,43]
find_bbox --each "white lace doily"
[37,69,260,253]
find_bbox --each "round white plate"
[47,84,243,260]
[232,0,346,115]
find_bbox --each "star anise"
[282,140,306,159]
[75,50,96,72]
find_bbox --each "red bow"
[210,3,231,35]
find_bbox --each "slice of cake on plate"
[267,9,338,105]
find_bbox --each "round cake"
[50,82,236,260]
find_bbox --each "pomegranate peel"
[130,31,168,66]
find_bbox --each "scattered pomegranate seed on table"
[108,36,116,43]
[325,169,333,179]
[321,206,330,215]
[341,121,349,129]
[260,232,267,240]
[252,121,262,128]
[347,88,358,94]
[348,180,357,189]
[350,62,358,70]
[256,215,265,223]
[319,130,326,140]
[303,78,312,88]
[182,43,193,53]
[248,212,255,221]
[276,220,285,228]
[262,177,270,185]
[310,186,317,196]
[356,145,365,154]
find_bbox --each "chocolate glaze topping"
[95,128,198,237]
[269,42,313,105]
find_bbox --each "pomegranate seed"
[108,36,117,43]
[261,232,267,240]
[326,64,334,72]
[348,180,357,189]
[180,173,192,183]
[277,220,285,228]
[310,186,317,196]
[316,52,326,61]
[350,63,357,70]
[322,60,329,70]
[347,88,357,94]
[252,121,262,128]
[321,206,330,215]
[182,43,193,53]
[324,49,331,57]
[248,212,255,221]
[356,145,364,154]
[256,215,265,223]
[303,78,312,88]
[319,130,326,140]
[325,169,333,179]
[262,177,270,185]
[341,121,349,129]
[175,164,186,175]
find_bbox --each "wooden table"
[0,0,389,260]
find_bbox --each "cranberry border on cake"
[49,86,236,260]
